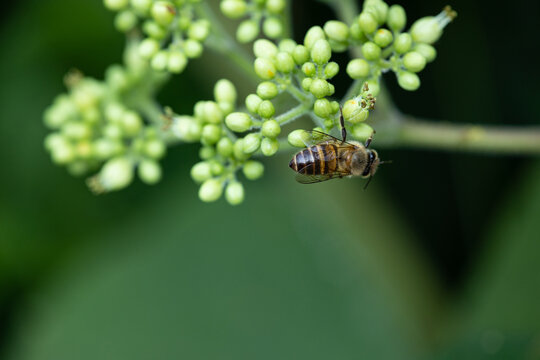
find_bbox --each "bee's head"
[352,149,380,178]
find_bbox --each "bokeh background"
[1,0,540,359]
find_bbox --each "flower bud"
[413,43,437,62]
[201,124,222,145]
[292,45,309,65]
[245,94,263,113]
[302,62,316,77]
[402,51,426,73]
[242,133,261,153]
[188,20,210,41]
[214,79,237,104]
[167,50,188,73]
[301,78,312,91]
[411,7,456,44]
[324,61,339,79]
[346,58,370,79]
[310,39,332,65]
[309,78,330,99]
[313,98,332,118]
[263,17,283,39]
[143,20,167,40]
[225,181,245,205]
[191,161,212,183]
[361,42,381,61]
[373,28,393,48]
[304,26,325,50]
[138,159,162,185]
[275,52,295,73]
[131,0,152,14]
[257,81,279,99]
[358,12,377,34]
[261,137,279,156]
[144,138,166,159]
[365,79,380,96]
[237,19,259,43]
[253,39,278,59]
[266,0,285,14]
[220,0,247,19]
[183,39,203,58]
[243,160,264,180]
[203,101,224,124]
[151,2,176,26]
[342,99,369,124]
[115,10,138,32]
[121,111,143,136]
[397,71,420,91]
[104,0,129,11]
[50,139,76,165]
[199,146,215,160]
[261,119,281,138]
[172,115,201,141]
[98,157,134,192]
[323,20,349,43]
[387,4,406,32]
[279,39,297,53]
[288,129,309,147]
[138,39,160,59]
[151,50,168,71]
[217,137,234,157]
[394,33,412,54]
[225,112,252,132]
[199,179,223,202]
[233,139,249,160]
[352,123,374,140]
[258,100,275,118]
[254,57,276,80]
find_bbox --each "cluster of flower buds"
[104,0,210,74]
[44,68,167,194]
[220,0,286,43]
[169,80,264,205]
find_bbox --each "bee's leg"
[339,106,347,143]
[364,131,376,148]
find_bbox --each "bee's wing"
[294,163,351,184]
[300,130,341,147]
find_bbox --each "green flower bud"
[167,50,188,73]
[172,115,201,141]
[310,39,332,65]
[199,146,215,160]
[366,79,380,96]
[275,52,295,73]
[324,61,339,79]
[203,101,224,124]
[361,42,381,61]
[309,78,330,99]
[292,45,310,65]
[301,78,312,91]
[201,124,222,145]
[302,62,316,77]
[373,28,393,48]
[352,123,374,140]
[225,181,245,205]
[94,138,121,159]
[323,20,349,43]
[266,0,285,14]
[253,39,278,59]
[402,51,426,72]
[62,122,91,140]
[208,160,224,176]
[413,43,437,62]
[358,12,377,34]
[254,57,276,80]
[258,100,275,118]
[220,0,247,19]
[243,160,264,180]
[217,137,234,157]
[243,133,261,153]
[260,137,279,156]
[261,119,281,138]
[288,129,309,147]
[104,0,129,11]
[183,39,203,58]
[44,133,65,151]
[225,112,252,132]
[342,99,369,124]
[188,20,210,41]
[364,0,388,24]
[304,26,325,50]
[397,71,420,91]
[387,4,406,32]
[151,2,176,26]
[67,161,90,177]
[278,39,297,53]
[237,19,259,43]
[104,123,123,140]
[349,23,367,42]
[105,65,130,91]
[218,101,234,115]
[138,159,162,185]
[257,81,279,99]
[233,139,249,160]
[105,103,125,123]
[245,94,263,113]
[313,98,332,118]
[98,157,134,192]
[330,101,340,114]
[151,50,168,71]
[115,10,138,32]
[144,138,166,159]
[214,79,237,104]
[199,178,223,202]
[263,17,283,39]
[139,38,160,59]
[50,139,76,165]
[394,33,412,54]
[346,58,370,79]
[131,0,152,15]
[121,111,143,136]
[143,20,167,40]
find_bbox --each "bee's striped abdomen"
[289,143,338,175]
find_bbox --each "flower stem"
[275,102,312,125]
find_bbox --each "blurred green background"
[1,0,540,359]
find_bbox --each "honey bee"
[288,110,381,185]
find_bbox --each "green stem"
[275,102,312,125]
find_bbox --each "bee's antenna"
[363,175,373,190]
[379,160,393,165]
[339,105,346,143]
[364,131,376,148]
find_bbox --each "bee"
[288,109,381,186]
